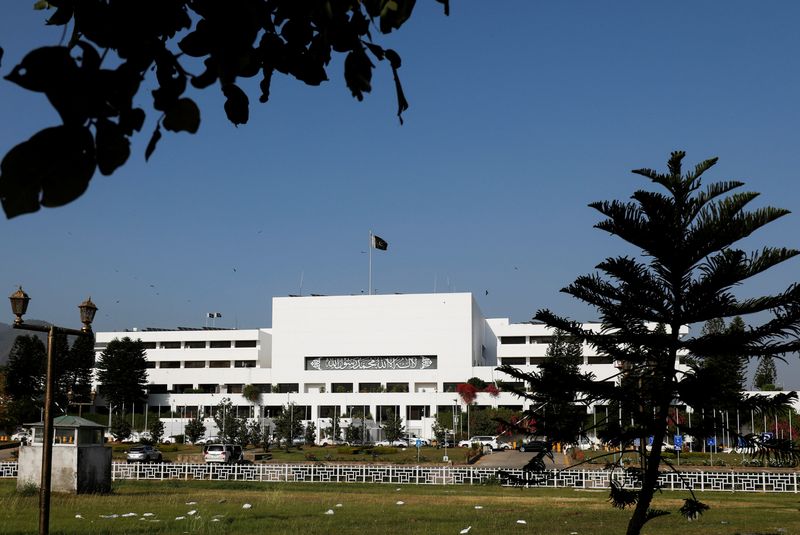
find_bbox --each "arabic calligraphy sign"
[305,356,437,371]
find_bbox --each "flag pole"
[369,230,373,295]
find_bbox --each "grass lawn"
[1,479,799,534]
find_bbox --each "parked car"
[519,439,550,453]
[126,445,163,463]
[402,435,431,447]
[195,436,219,445]
[376,439,409,447]
[319,438,348,446]
[11,430,30,444]
[645,441,678,453]
[458,436,505,450]
[160,436,177,444]
[203,444,233,463]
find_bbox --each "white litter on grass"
[212,519,220,522]
[187,510,197,516]
[335,503,343,507]
[143,513,155,517]
[396,501,405,505]
[75,514,83,519]
[460,527,472,534]
[185,501,197,505]
[175,516,185,521]
[571,532,578,534]
[99,514,119,519]
[212,515,225,519]
[242,503,252,509]
[396,488,401,491]
[474,506,483,510]
[516,520,527,524]
[121,513,137,517]
[324,509,335,515]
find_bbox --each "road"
[473,449,571,469]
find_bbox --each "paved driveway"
[473,449,568,469]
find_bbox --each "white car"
[11,431,30,443]
[458,436,504,450]
[376,439,409,447]
[195,436,220,445]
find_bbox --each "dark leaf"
[74,41,101,72]
[46,4,74,26]
[222,84,249,126]
[191,57,218,90]
[344,47,373,101]
[95,119,130,176]
[144,125,162,162]
[364,42,385,61]
[5,46,76,92]
[435,0,450,16]
[258,66,273,103]
[178,24,211,58]
[384,49,402,69]
[0,125,95,218]
[0,47,3,68]
[118,108,145,136]
[163,98,201,134]
[378,0,417,34]
[39,125,95,207]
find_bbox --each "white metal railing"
[0,462,796,492]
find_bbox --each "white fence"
[0,462,797,492]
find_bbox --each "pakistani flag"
[372,234,388,251]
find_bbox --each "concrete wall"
[17,445,111,493]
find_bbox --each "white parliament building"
[93,293,633,441]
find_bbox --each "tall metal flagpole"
[368,230,373,295]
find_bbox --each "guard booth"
[17,415,111,494]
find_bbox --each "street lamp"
[67,388,97,418]
[9,288,97,535]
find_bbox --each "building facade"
[93,293,648,440]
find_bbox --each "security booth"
[17,415,111,494]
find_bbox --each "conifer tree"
[500,152,800,535]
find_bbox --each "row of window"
[161,404,525,421]
[145,381,526,395]
[499,336,557,345]
[146,340,258,349]
[500,356,614,365]
[145,360,257,369]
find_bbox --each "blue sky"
[1,2,799,385]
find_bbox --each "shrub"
[337,446,361,455]
[371,446,398,455]
[17,482,38,497]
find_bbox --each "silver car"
[126,445,162,463]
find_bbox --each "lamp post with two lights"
[9,288,97,535]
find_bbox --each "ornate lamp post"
[9,288,97,535]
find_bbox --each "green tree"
[247,418,264,451]
[61,333,95,406]
[272,403,303,449]
[381,409,404,442]
[4,335,45,423]
[184,417,206,444]
[304,421,317,445]
[754,357,778,390]
[212,397,240,444]
[501,152,800,535]
[149,419,165,444]
[95,337,148,412]
[110,413,132,441]
[0,1,449,219]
